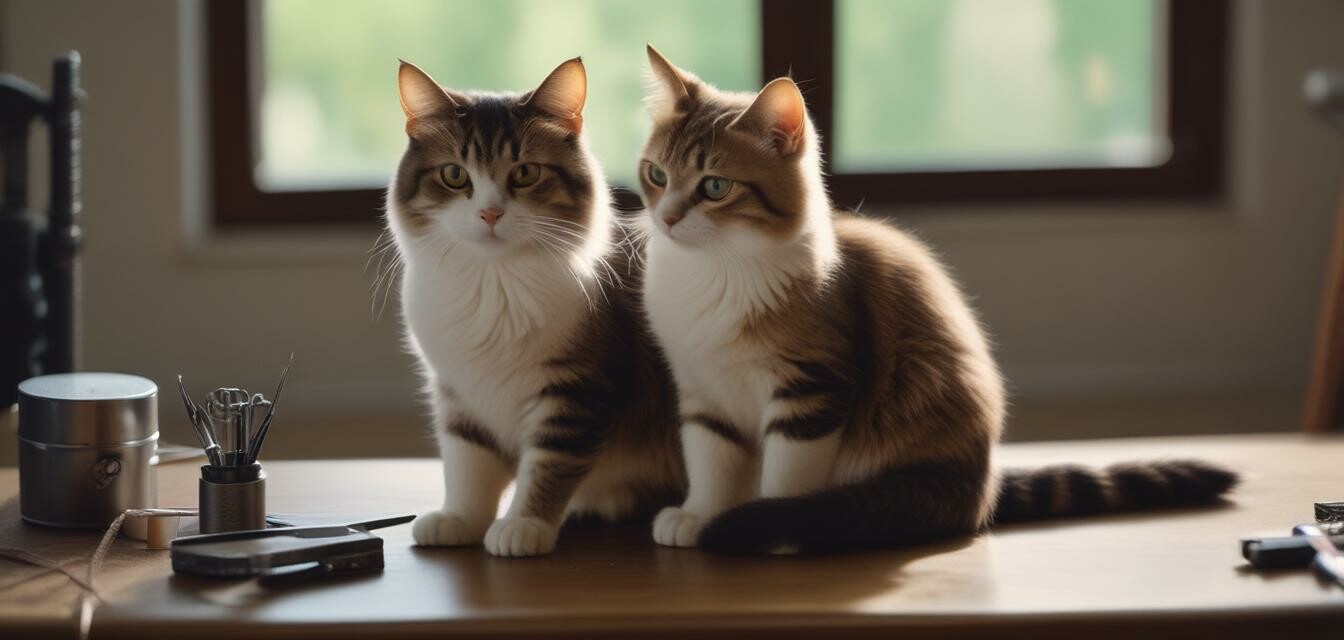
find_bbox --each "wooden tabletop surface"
[3,433,1344,639]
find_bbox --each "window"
[208,0,1225,225]
[256,0,759,191]
[834,0,1163,172]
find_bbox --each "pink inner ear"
[770,91,805,139]
[531,59,586,133]
[742,79,806,154]
[646,44,694,112]
[398,61,456,122]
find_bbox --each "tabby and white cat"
[388,59,682,557]
[637,46,1237,553]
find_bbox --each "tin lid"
[18,373,158,445]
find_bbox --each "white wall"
[1,0,1341,452]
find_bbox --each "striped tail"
[696,459,1238,554]
[992,459,1239,524]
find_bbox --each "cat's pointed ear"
[526,57,586,133]
[729,77,808,155]
[645,44,697,118]
[398,60,458,125]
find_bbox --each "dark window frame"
[207,0,1226,226]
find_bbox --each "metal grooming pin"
[177,355,294,468]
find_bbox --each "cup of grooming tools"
[17,373,159,528]
[178,356,291,534]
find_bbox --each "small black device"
[170,515,413,581]
[1315,501,1344,523]
[1242,521,1344,569]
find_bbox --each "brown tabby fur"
[638,46,1237,554]
[389,60,682,555]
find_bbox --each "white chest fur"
[643,237,802,433]
[401,246,593,446]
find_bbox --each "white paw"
[653,506,706,547]
[412,510,484,547]
[484,516,558,557]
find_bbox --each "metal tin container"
[18,372,159,528]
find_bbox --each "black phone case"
[171,524,385,579]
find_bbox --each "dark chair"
[0,52,82,408]
[1303,69,1344,432]
[1304,190,1344,433]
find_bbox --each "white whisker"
[534,233,597,310]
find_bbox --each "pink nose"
[480,206,504,226]
[663,213,683,228]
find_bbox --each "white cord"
[0,508,197,640]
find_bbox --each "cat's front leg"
[687,370,849,554]
[653,413,757,547]
[413,416,513,547]
[484,384,607,557]
[759,430,842,498]
[485,448,591,557]
[758,363,852,498]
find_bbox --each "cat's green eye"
[510,163,542,188]
[645,163,668,188]
[439,164,471,190]
[700,176,733,200]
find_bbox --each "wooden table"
[2,433,1343,639]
